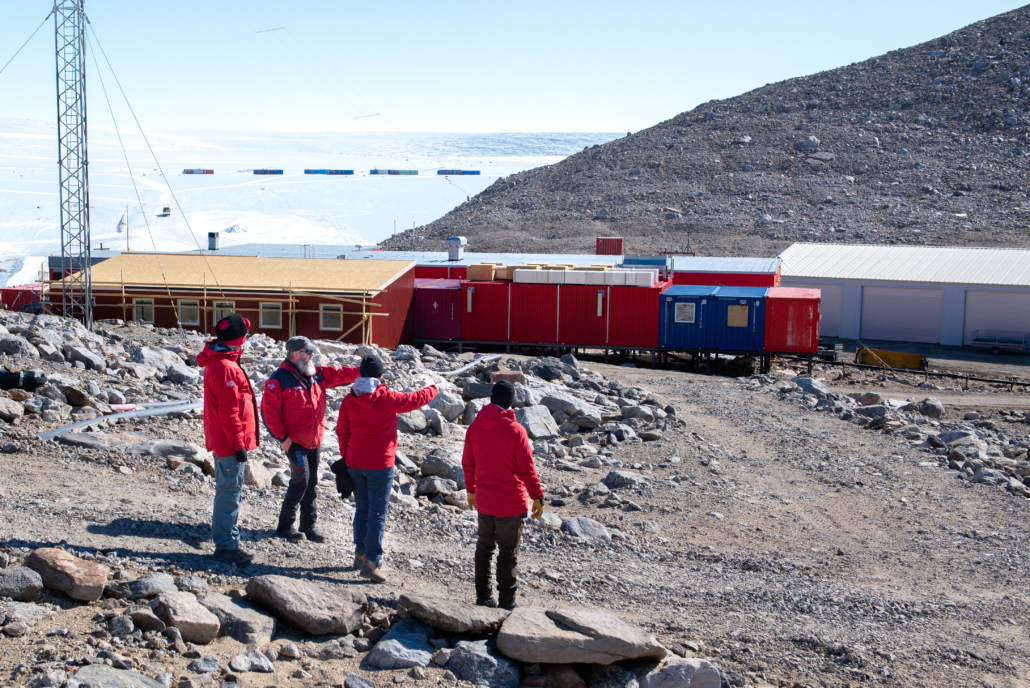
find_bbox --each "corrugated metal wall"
[511,284,558,344]
[607,282,672,348]
[559,285,608,346]
[765,288,820,353]
[460,281,510,341]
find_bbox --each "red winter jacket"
[337,383,438,470]
[198,340,259,457]
[260,361,359,450]
[462,403,543,518]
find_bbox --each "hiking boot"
[499,600,518,611]
[359,561,388,583]
[213,548,251,568]
[475,596,498,608]
[276,526,306,542]
[352,552,368,570]
[302,527,327,544]
[235,545,255,560]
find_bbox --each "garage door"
[861,287,943,343]
[963,291,1030,345]
[781,282,841,337]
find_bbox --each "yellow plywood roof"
[89,253,414,294]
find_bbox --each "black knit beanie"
[215,313,249,342]
[360,354,384,378]
[491,380,515,409]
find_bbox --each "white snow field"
[0,118,617,285]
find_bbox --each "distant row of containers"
[412,262,782,288]
[414,279,821,353]
[181,169,480,175]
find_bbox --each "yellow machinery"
[855,347,928,371]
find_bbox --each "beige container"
[505,265,535,280]
[540,265,568,270]
[526,262,552,267]
[466,264,496,281]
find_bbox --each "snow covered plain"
[0,118,616,285]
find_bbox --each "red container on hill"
[596,237,623,255]
[764,287,821,353]
[414,279,461,340]
[460,281,510,342]
[608,280,673,348]
[414,266,448,279]
[559,285,608,346]
[511,283,558,344]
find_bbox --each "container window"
[260,303,282,329]
[727,304,749,327]
[320,304,343,331]
[674,302,695,324]
[213,301,235,324]
[178,300,200,326]
[133,298,154,323]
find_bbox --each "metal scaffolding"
[54,0,92,327]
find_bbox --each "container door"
[861,287,943,343]
[962,291,1030,345]
[511,284,558,344]
[711,296,764,351]
[662,295,705,348]
[559,285,608,346]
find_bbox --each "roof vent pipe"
[445,236,467,261]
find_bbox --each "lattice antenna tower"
[55,0,92,327]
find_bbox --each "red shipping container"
[764,287,821,353]
[559,285,608,346]
[414,266,448,279]
[511,284,558,344]
[460,281,510,342]
[449,266,468,280]
[414,279,461,340]
[596,237,623,255]
[607,280,673,348]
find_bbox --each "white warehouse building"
[778,243,1030,346]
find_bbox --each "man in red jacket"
[334,355,438,583]
[261,336,359,543]
[462,380,544,609]
[198,314,259,568]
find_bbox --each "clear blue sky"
[0,1,1024,133]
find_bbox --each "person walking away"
[462,381,544,609]
[334,355,438,583]
[198,314,259,568]
[261,336,359,543]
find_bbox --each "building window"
[727,304,749,327]
[178,300,200,326]
[133,299,154,323]
[320,304,342,331]
[674,302,695,324]
[260,303,282,329]
[213,301,235,324]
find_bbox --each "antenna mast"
[54,0,92,327]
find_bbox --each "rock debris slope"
[384,5,1030,256]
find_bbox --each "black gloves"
[331,459,353,499]
[234,449,248,462]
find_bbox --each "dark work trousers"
[474,511,527,607]
[278,444,320,531]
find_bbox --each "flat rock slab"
[149,591,220,645]
[245,574,366,636]
[199,592,276,645]
[25,548,109,601]
[229,650,275,673]
[117,573,178,601]
[0,566,43,601]
[633,657,722,688]
[449,640,521,688]
[366,618,434,669]
[399,594,510,634]
[65,665,165,688]
[560,516,611,543]
[497,607,667,665]
[4,601,54,625]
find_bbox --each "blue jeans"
[213,455,246,550]
[348,466,393,565]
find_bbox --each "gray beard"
[295,359,316,376]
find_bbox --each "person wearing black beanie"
[359,355,385,379]
[490,380,516,410]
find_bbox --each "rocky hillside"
[384,5,1030,256]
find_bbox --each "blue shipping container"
[437,170,481,175]
[708,287,768,351]
[254,169,283,175]
[304,169,354,175]
[659,286,719,349]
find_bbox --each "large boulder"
[602,471,648,489]
[561,516,611,543]
[245,575,366,636]
[497,607,667,664]
[366,618,434,669]
[131,346,183,370]
[64,665,165,688]
[199,592,276,645]
[245,461,272,489]
[463,398,490,425]
[116,573,178,601]
[462,382,495,401]
[792,377,829,397]
[430,392,467,422]
[149,591,220,644]
[449,640,521,688]
[0,398,24,422]
[63,345,105,370]
[515,405,561,440]
[24,548,108,601]
[916,396,945,419]
[397,410,428,434]
[421,451,461,478]
[0,566,43,601]
[417,476,459,498]
[399,594,510,634]
[167,364,200,385]
[532,358,565,382]
[633,657,723,688]
[0,335,39,358]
